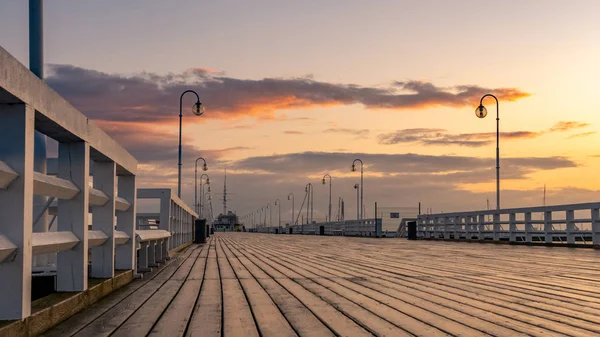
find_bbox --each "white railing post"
[465,216,472,240]
[566,210,575,244]
[454,216,460,239]
[509,213,516,242]
[592,208,600,245]
[0,104,34,320]
[544,211,553,244]
[478,215,485,240]
[57,142,89,292]
[91,161,116,278]
[116,175,136,270]
[148,241,157,267]
[159,191,171,250]
[493,213,501,241]
[440,217,446,239]
[525,212,533,242]
[138,241,149,272]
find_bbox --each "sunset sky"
[1,0,600,221]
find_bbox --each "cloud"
[324,128,370,139]
[378,121,591,147]
[226,151,576,176]
[567,131,596,139]
[95,121,252,164]
[46,64,530,123]
[549,121,589,132]
[134,150,581,218]
[377,128,540,147]
[284,130,304,135]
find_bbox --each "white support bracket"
[33,172,79,199]
[0,160,18,189]
[32,232,79,256]
[0,232,18,263]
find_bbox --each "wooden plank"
[111,280,183,337]
[254,243,523,337]
[236,241,439,337]
[223,241,336,337]
[241,235,600,336]
[222,238,297,337]
[215,241,260,337]
[148,244,209,337]
[43,245,194,337]
[72,245,200,336]
[186,244,222,337]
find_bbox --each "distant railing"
[417,202,600,246]
[136,188,197,251]
[136,229,171,272]
[0,46,138,320]
[250,218,383,237]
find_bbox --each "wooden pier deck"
[44,233,600,337]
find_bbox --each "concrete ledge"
[0,270,133,337]
[419,238,597,249]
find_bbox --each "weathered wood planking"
[44,233,600,337]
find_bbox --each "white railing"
[136,229,171,272]
[136,188,197,251]
[250,218,383,237]
[0,46,138,320]
[417,202,600,245]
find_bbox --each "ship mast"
[223,168,227,215]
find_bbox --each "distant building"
[213,211,243,232]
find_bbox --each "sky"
[1,0,600,223]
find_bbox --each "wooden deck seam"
[227,239,422,337]
[102,244,206,336]
[220,238,339,337]
[239,236,596,336]
[220,237,375,337]
[248,241,528,337]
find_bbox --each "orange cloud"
[47,64,531,123]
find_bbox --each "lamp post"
[476,94,500,210]
[178,90,204,198]
[354,183,360,220]
[305,183,313,224]
[322,174,332,223]
[275,199,281,229]
[202,183,211,219]
[287,193,294,226]
[351,159,364,219]
[194,157,208,214]
[267,203,272,227]
[199,173,209,217]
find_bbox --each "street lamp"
[194,157,208,214]
[287,193,294,226]
[202,183,211,219]
[476,94,500,210]
[178,90,204,198]
[351,159,364,219]
[275,199,281,230]
[198,173,209,217]
[354,183,360,220]
[322,174,332,223]
[267,203,272,227]
[305,183,313,224]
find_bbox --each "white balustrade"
[0,46,138,320]
[417,202,600,246]
[252,218,383,237]
[136,188,198,252]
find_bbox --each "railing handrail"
[419,202,600,218]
